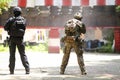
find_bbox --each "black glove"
[75,35,79,41]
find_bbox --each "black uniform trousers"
[9,37,29,72]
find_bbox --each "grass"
[0,45,9,52]
[0,43,48,53]
[25,43,48,52]
[97,42,114,53]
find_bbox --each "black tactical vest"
[9,16,26,37]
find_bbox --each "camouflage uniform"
[60,12,86,75]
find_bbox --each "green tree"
[116,6,120,12]
[0,0,12,14]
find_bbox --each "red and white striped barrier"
[48,28,60,53]
[114,28,120,52]
[10,0,120,7]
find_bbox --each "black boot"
[25,68,30,74]
[10,69,14,74]
[10,71,14,74]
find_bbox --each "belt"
[10,36,23,39]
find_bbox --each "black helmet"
[74,12,82,19]
[13,7,22,13]
[13,7,22,17]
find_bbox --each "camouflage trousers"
[60,41,86,75]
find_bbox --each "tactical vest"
[9,16,26,37]
[64,19,86,36]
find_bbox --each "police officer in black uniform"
[4,7,30,74]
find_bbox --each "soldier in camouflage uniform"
[60,12,87,75]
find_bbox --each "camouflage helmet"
[74,12,82,19]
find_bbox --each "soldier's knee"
[77,50,83,56]
[80,50,83,54]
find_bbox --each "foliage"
[25,43,48,52]
[0,42,48,52]
[0,0,11,15]
[0,45,9,52]
[98,42,114,53]
[116,6,120,13]
[103,29,114,42]
[98,29,114,53]
[85,29,114,53]
[116,6,120,12]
